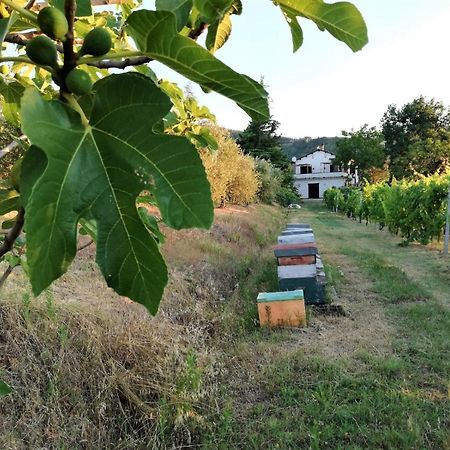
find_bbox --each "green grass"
[347,251,430,303]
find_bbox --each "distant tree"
[237,117,290,169]
[238,116,299,204]
[381,97,450,178]
[335,125,385,183]
[407,135,450,176]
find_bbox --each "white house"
[292,145,348,199]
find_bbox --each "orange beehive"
[257,290,306,328]
[278,255,316,266]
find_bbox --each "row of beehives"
[257,223,326,328]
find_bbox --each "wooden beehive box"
[277,265,325,305]
[277,233,315,245]
[278,255,316,266]
[257,290,306,327]
[274,242,318,258]
[286,223,310,229]
[280,229,313,236]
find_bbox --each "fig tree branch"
[62,0,77,74]
[5,33,64,53]
[25,0,37,10]
[0,264,14,289]
[87,56,152,69]
[0,208,25,259]
[0,136,25,161]
[0,245,25,290]
[189,22,208,40]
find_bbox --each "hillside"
[280,136,339,160]
[230,129,339,160]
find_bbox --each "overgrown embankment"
[0,204,285,449]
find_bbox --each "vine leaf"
[126,10,269,121]
[275,0,368,52]
[20,73,213,314]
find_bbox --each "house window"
[300,165,312,174]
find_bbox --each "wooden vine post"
[444,181,450,255]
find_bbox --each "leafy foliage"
[335,124,385,183]
[126,10,269,121]
[0,0,368,312]
[324,173,450,245]
[238,115,299,205]
[238,117,288,168]
[159,80,218,150]
[381,97,450,179]
[20,74,215,312]
[254,159,300,206]
[274,0,368,52]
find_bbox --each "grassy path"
[208,202,450,449]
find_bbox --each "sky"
[151,0,450,139]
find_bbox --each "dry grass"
[0,204,285,449]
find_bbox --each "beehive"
[280,229,313,236]
[257,290,306,327]
[277,265,325,304]
[278,255,316,266]
[277,233,315,244]
[274,242,318,258]
[286,223,310,229]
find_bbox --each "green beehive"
[277,265,325,304]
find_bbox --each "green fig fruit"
[9,158,22,191]
[37,6,68,41]
[25,36,58,68]
[65,69,93,95]
[80,28,112,56]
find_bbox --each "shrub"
[199,126,260,207]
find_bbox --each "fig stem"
[62,93,90,127]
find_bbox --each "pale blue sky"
[153,1,450,138]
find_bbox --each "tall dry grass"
[0,205,285,449]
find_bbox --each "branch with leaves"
[0,0,368,313]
